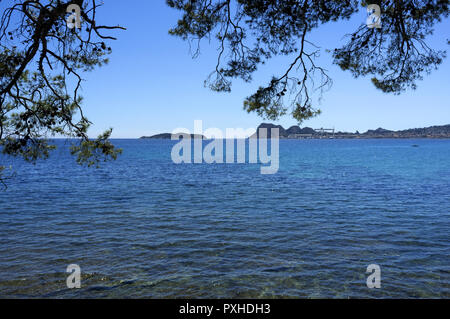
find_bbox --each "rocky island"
[140,133,207,139]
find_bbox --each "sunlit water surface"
[0,139,449,298]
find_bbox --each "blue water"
[0,139,449,298]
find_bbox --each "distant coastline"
[140,123,450,139]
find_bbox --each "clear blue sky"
[78,1,450,138]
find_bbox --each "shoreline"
[139,136,450,140]
[140,123,450,140]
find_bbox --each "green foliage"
[70,129,123,168]
[167,0,449,122]
[334,1,448,94]
[0,0,125,185]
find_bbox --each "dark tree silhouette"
[0,0,124,185]
[167,0,449,121]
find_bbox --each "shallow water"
[0,139,449,298]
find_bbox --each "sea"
[0,138,448,298]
